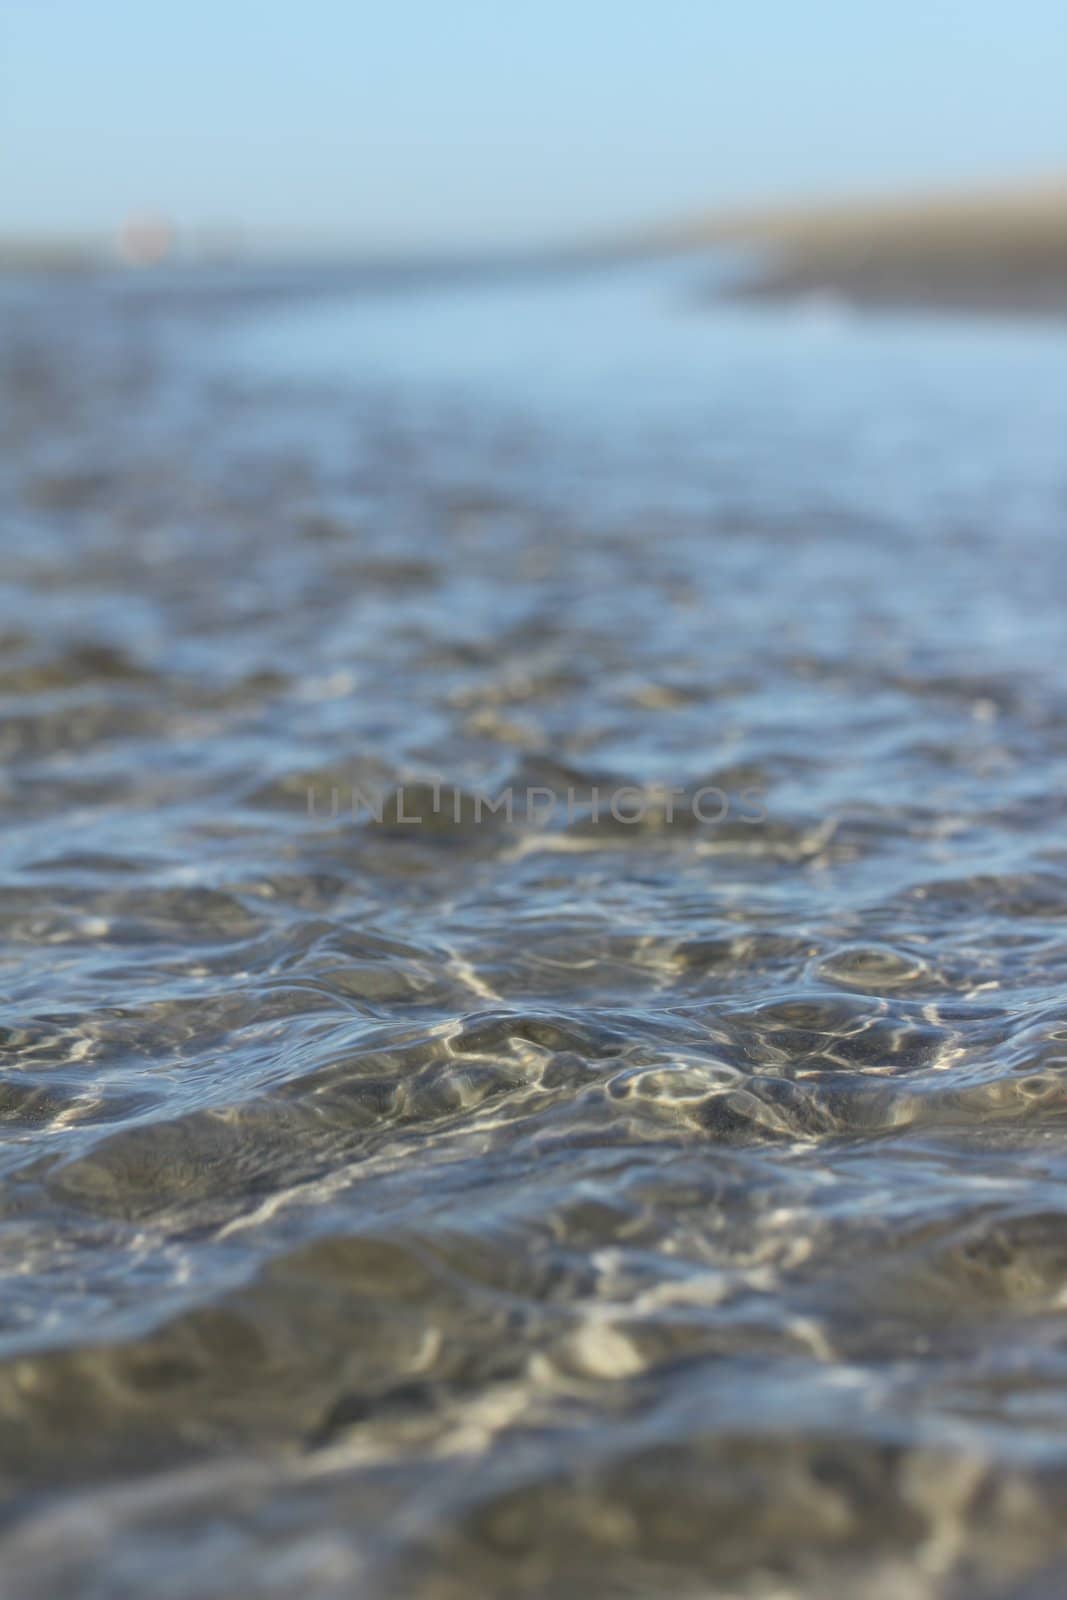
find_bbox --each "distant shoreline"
[4,178,1065,318]
[676,180,1067,317]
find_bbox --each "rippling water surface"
[2,260,1067,1598]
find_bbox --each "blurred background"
[2,0,1065,288]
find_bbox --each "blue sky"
[2,1,1064,246]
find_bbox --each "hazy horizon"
[3,0,1065,251]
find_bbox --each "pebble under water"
[2,261,1067,1599]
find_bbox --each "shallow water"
[2,259,1067,1598]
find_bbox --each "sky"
[2,0,1065,249]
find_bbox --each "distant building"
[116,213,175,266]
